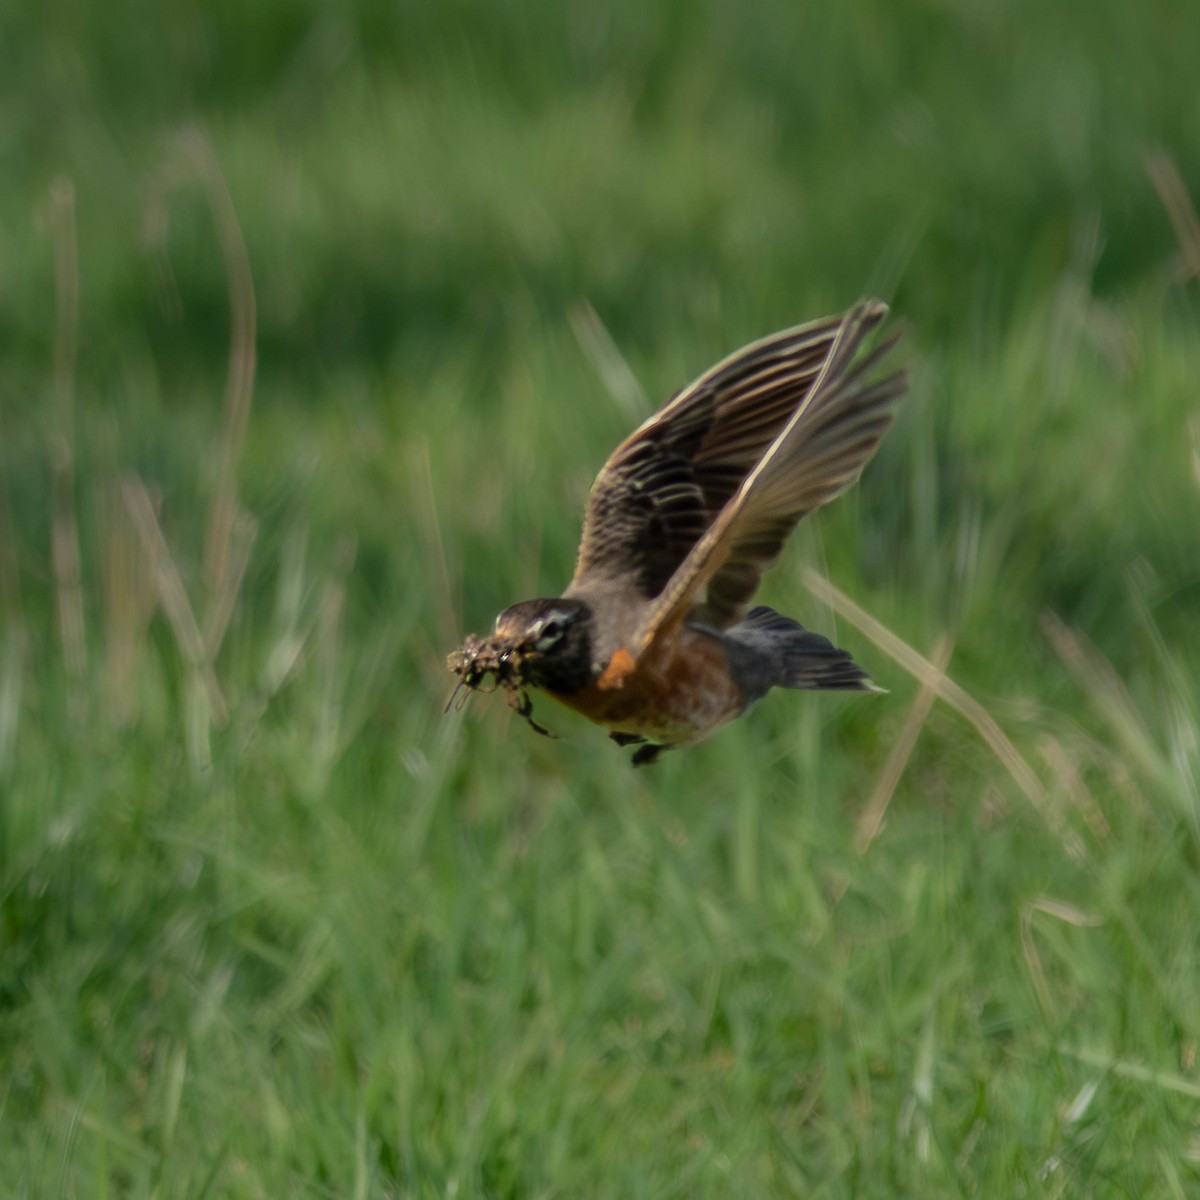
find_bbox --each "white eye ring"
[532,611,573,652]
[534,621,563,652]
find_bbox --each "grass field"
[4,1,1200,1196]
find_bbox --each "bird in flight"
[447,299,907,765]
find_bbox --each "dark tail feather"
[742,605,879,693]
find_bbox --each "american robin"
[447,299,907,765]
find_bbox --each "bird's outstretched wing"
[569,306,879,600]
[569,300,906,677]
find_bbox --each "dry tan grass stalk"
[1041,611,1175,795]
[569,299,647,420]
[1146,150,1200,281]
[122,476,227,726]
[803,569,1085,859]
[1037,733,1113,848]
[412,440,460,655]
[1059,1045,1200,1101]
[203,506,258,659]
[1029,895,1104,926]
[47,177,89,699]
[1189,413,1200,493]
[855,632,954,854]
[0,624,21,780]
[0,446,21,627]
[100,478,158,724]
[314,563,350,766]
[1020,896,1105,1021]
[0,468,21,776]
[165,127,258,602]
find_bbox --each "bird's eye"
[533,618,566,653]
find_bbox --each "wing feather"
[567,308,877,605]
[624,300,907,657]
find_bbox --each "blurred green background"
[3,1,1200,1196]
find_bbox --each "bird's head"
[447,597,594,695]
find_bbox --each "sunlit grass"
[3,1,1200,1196]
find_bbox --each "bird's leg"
[608,732,645,748]
[508,686,556,738]
[631,742,668,767]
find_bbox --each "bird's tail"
[742,605,879,692]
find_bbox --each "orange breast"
[549,627,745,746]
